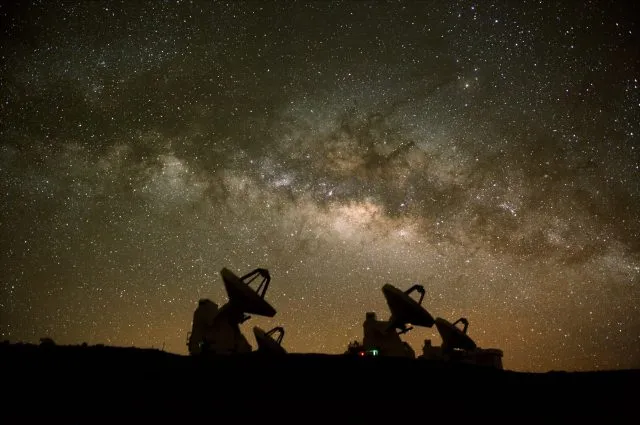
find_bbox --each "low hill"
[2,342,637,422]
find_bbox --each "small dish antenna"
[382,284,435,333]
[435,317,477,351]
[253,326,287,355]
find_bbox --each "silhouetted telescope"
[382,284,435,334]
[221,267,276,318]
[253,326,287,355]
[435,317,477,351]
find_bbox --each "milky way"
[1,1,639,371]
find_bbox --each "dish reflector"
[435,317,476,351]
[382,284,435,329]
[253,326,287,354]
[221,268,276,317]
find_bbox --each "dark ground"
[1,342,637,423]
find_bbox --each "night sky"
[1,1,639,372]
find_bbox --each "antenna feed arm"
[266,326,285,344]
[255,268,271,280]
[452,317,469,334]
[240,268,271,281]
[404,284,426,305]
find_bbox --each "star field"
[1,1,639,372]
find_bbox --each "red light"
[359,351,365,357]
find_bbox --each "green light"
[371,349,379,356]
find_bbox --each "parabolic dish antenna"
[253,326,287,355]
[435,317,477,351]
[382,284,435,329]
[221,267,276,317]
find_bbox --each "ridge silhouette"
[2,266,637,422]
